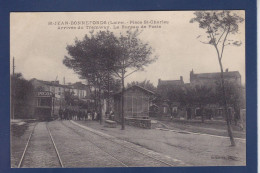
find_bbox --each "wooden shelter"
[113,85,155,121]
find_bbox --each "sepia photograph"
[10,11,246,168]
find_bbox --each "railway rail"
[61,120,181,167]
[17,120,184,167]
[18,122,63,168]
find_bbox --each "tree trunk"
[99,83,102,124]
[121,76,125,130]
[11,77,15,119]
[218,59,235,146]
[94,87,97,112]
[107,72,110,113]
[201,107,205,123]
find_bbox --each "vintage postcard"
[10,11,246,168]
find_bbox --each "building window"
[172,107,178,113]
[163,107,167,113]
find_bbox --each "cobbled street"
[11,120,246,167]
[12,120,187,168]
[73,120,246,166]
[21,122,61,168]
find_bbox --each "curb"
[155,127,246,142]
[70,120,187,166]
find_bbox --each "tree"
[63,31,119,124]
[113,30,157,130]
[11,73,34,119]
[157,84,184,102]
[102,77,121,112]
[64,30,157,129]
[183,85,214,122]
[64,91,75,106]
[215,81,245,124]
[127,79,157,93]
[190,10,244,146]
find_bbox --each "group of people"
[58,108,100,121]
[58,108,116,121]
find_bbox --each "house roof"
[30,78,89,89]
[114,85,155,96]
[158,80,183,86]
[68,82,89,90]
[31,78,65,87]
[192,71,241,79]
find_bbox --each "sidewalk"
[73,120,246,166]
[153,117,246,139]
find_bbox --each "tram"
[34,91,55,120]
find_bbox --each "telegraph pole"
[13,57,15,75]
[12,57,15,119]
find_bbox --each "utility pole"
[13,57,15,75]
[12,57,15,119]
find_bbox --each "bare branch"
[216,28,227,45]
[113,69,122,78]
[124,69,140,78]
[220,26,230,60]
[199,40,211,44]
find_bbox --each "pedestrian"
[59,108,63,120]
[91,111,94,120]
[110,111,114,121]
[64,108,68,120]
[84,110,88,121]
[94,111,97,120]
[79,110,83,120]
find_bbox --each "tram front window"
[37,98,51,107]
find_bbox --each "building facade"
[156,76,184,116]
[67,82,91,100]
[190,69,241,87]
[30,79,66,99]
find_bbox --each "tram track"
[58,121,128,167]
[46,122,64,168]
[62,120,183,167]
[17,122,38,168]
[18,122,63,168]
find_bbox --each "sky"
[10,11,245,86]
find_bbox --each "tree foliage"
[190,11,244,51]
[157,85,185,103]
[113,30,157,79]
[63,31,120,114]
[11,73,34,119]
[64,91,75,106]
[183,85,214,107]
[215,81,244,107]
[63,30,118,86]
[183,85,215,122]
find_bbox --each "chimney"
[225,68,229,72]
[180,76,183,82]
[158,79,161,84]
[190,69,194,82]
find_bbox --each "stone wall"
[125,117,152,129]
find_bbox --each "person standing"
[94,111,97,120]
[59,108,63,120]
